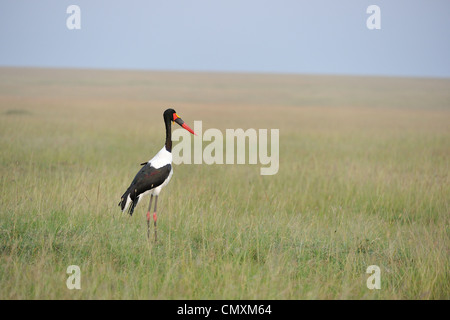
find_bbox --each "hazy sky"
[1,0,449,77]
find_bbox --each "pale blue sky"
[0,0,449,77]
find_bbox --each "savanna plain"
[0,67,448,299]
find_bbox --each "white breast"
[148,147,172,169]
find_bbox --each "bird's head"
[164,108,196,135]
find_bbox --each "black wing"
[128,163,171,199]
[119,163,171,212]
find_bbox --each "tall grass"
[0,68,448,299]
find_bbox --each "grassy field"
[0,67,448,299]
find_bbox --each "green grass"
[0,68,449,299]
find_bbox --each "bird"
[118,108,196,241]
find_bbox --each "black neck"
[165,117,172,152]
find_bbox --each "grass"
[0,67,449,299]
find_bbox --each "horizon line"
[1,64,449,81]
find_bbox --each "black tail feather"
[119,188,139,216]
[118,191,128,210]
[127,198,138,216]
[119,189,129,209]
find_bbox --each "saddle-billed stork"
[118,108,196,241]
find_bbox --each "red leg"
[146,195,153,240]
[153,196,158,242]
